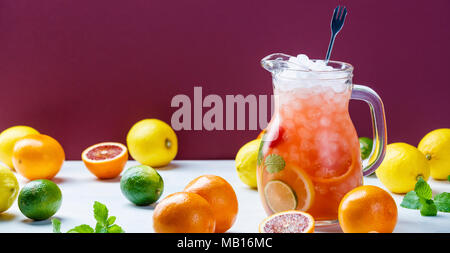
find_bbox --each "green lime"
[18,179,62,220]
[359,137,373,160]
[264,180,297,213]
[120,165,164,206]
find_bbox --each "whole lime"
[18,179,62,220]
[120,165,164,206]
[359,137,373,160]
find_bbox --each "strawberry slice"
[265,126,285,148]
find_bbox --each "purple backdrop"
[0,0,449,160]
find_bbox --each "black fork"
[325,6,348,63]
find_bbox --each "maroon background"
[0,0,449,160]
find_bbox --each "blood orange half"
[259,210,315,233]
[81,142,128,179]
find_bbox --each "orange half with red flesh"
[259,210,315,233]
[82,142,128,179]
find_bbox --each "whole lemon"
[0,164,19,213]
[0,126,39,169]
[127,119,178,167]
[376,143,430,193]
[235,139,260,188]
[418,128,450,180]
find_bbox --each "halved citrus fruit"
[259,210,315,233]
[264,167,315,213]
[81,142,128,179]
[264,180,297,213]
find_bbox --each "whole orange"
[12,134,65,180]
[153,192,215,233]
[338,185,398,233]
[184,175,238,233]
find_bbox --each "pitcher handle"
[351,85,387,176]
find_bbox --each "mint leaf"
[420,199,437,216]
[93,201,108,226]
[434,192,450,212]
[67,225,95,233]
[51,201,125,233]
[256,136,265,166]
[52,218,61,233]
[448,175,450,182]
[400,191,421,209]
[107,224,125,233]
[107,216,116,226]
[95,222,108,233]
[264,154,285,173]
[415,178,432,199]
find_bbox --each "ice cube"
[296,54,310,64]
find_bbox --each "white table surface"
[1,160,449,233]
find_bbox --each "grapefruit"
[259,210,315,233]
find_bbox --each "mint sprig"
[52,201,125,233]
[264,154,286,173]
[256,135,266,167]
[400,178,450,216]
[414,178,432,199]
[420,199,437,216]
[434,192,450,212]
[68,224,95,233]
[400,191,421,209]
[52,218,61,233]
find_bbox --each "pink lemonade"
[258,53,388,225]
[257,84,363,222]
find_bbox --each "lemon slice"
[264,180,297,213]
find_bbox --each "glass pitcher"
[257,53,387,226]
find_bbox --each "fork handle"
[325,32,336,63]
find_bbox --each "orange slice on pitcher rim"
[259,210,315,233]
[81,142,128,179]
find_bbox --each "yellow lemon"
[235,139,260,188]
[127,119,178,167]
[0,126,39,170]
[0,165,19,213]
[376,143,430,193]
[418,128,450,180]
